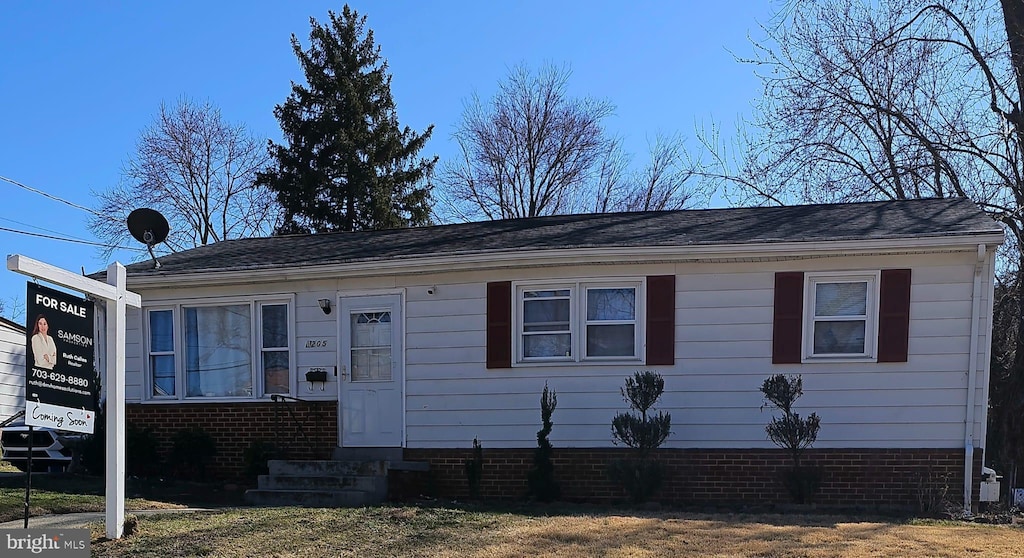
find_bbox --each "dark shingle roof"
[116,198,1001,277]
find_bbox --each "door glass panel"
[350,312,392,381]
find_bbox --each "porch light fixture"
[318,298,332,315]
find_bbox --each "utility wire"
[0,226,145,252]
[0,215,98,244]
[0,174,119,223]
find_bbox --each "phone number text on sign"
[31,369,91,388]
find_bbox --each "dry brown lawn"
[89,506,1024,557]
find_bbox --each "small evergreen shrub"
[464,437,483,500]
[608,370,672,503]
[761,374,822,504]
[527,383,560,502]
[170,427,217,480]
[126,424,161,478]
[243,439,284,477]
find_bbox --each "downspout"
[964,243,986,514]
[979,249,997,487]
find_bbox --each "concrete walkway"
[0,508,213,530]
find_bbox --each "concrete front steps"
[244,450,430,507]
[245,460,389,507]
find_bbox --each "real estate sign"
[24,283,97,434]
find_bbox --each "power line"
[0,174,119,223]
[0,226,145,252]
[0,215,98,244]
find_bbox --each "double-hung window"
[260,303,290,394]
[585,287,637,358]
[147,309,175,398]
[805,273,878,359]
[522,289,573,359]
[144,298,292,400]
[517,281,641,363]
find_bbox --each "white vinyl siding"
[399,254,983,449]
[121,250,991,452]
[0,322,26,420]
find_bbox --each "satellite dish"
[127,208,170,269]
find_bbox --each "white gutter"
[964,243,987,514]
[123,233,1007,289]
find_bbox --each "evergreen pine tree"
[259,5,436,233]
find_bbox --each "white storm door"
[339,295,403,447]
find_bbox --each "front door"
[339,294,403,447]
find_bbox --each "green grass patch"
[0,471,206,523]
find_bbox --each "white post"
[105,262,127,539]
[6,255,140,540]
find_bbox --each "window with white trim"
[143,298,292,400]
[517,281,641,363]
[805,273,877,358]
[522,289,572,359]
[260,303,290,394]
[147,309,175,398]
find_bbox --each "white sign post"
[7,254,141,540]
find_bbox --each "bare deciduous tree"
[90,98,280,258]
[441,64,704,220]
[618,133,699,212]
[441,64,617,220]
[594,134,701,213]
[0,295,23,322]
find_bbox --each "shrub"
[760,373,822,503]
[464,437,483,500]
[170,427,217,480]
[527,383,560,502]
[243,439,285,477]
[126,424,161,478]
[608,370,672,503]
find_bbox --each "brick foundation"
[124,403,982,510]
[125,401,337,479]
[403,447,983,511]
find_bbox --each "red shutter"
[486,281,512,368]
[646,275,676,365]
[773,272,804,364]
[877,269,911,362]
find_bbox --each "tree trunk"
[1001,0,1024,141]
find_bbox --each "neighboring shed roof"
[116,197,1001,277]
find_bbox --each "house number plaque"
[305,339,329,348]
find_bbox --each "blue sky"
[0,0,775,318]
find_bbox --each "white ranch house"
[0,316,26,421]
[101,197,1003,509]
